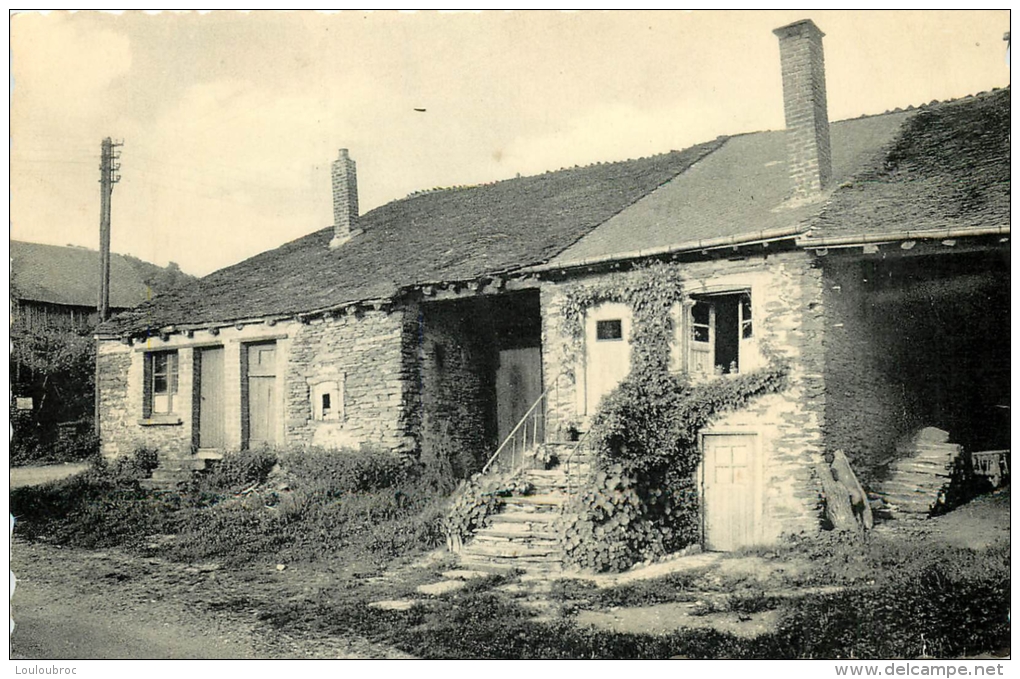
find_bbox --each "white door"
[702,433,759,551]
[583,302,632,415]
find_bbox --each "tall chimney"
[773,19,832,199]
[329,148,360,249]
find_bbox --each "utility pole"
[95,137,121,443]
[98,137,122,322]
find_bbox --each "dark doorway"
[420,290,543,476]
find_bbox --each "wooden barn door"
[245,343,278,448]
[495,347,544,445]
[702,433,759,551]
[197,347,226,449]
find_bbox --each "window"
[687,291,756,377]
[596,319,623,341]
[311,378,344,422]
[145,351,179,416]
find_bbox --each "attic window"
[596,320,623,341]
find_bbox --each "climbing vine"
[559,261,686,378]
[555,260,789,572]
[560,363,788,572]
[443,469,534,548]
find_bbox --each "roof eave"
[798,224,1010,248]
[527,224,809,273]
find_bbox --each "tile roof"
[803,87,1010,242]
[11,240,150,310]
[101,140,724,334]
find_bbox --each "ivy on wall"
[558,261,686,378]
[555,260,789,572]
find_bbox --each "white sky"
[9,10,1011,276]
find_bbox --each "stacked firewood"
[874,427,961,519]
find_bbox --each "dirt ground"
[9,540,413,659]
[9,489,1009,658]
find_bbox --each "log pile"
[874,427,961,519]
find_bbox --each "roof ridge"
[521,136,732,272]
[400,146,721,201]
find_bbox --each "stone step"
[157,458,208,472]
[491,510,561,525]
[473,529,559,545]
[503,493,566,508]
[458,556,563,574]
[461,540,559,560]
[452,559,522,575]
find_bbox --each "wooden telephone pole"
[98,137,122,321]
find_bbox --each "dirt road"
[10,541,411,659]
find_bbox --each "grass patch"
[11,446,449,569]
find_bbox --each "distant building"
[10,240,150,332]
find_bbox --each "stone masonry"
[539,251,828,542]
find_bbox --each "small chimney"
[329,148,361,249]
[773,19,832,199]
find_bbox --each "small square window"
[596,319,623,341]
[311,379,344,422]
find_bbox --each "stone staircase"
[456,441,594,575]
[145,450,222,488]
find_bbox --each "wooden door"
[702,433,759,551]
[689,300,715,379]
[584,303,632,415]
[198,347,225,449]
[245,343,277,448]
[496,347,544,445]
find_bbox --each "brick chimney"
[329,148,361,249]
[773,19,832,199]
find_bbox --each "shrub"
[276,445,410,496]
[10,453,178,548]
[199,446,279,494]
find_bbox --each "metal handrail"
[480,370,565,475]
[563,427,594,495]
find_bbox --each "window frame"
[682,288,756,378]
[144,350,180,418]
[595,319,624,342]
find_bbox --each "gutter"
[527,224,809,273]
[797,225,1010,248]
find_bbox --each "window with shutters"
[681,291,758,379]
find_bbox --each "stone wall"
[418,298,499,477]
[284,307,418,454]
[97,339,196,460]
[540,251,827,542]
[819,258,912,483]
[98,308,422,465]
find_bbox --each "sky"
[9,10,1011,277]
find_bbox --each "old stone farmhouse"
[97,20,1009,551]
